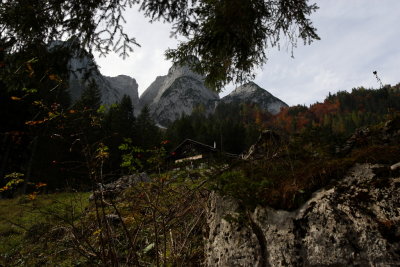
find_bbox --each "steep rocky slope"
[103,75,139,108]
[205,163,400,266]
[139,58,219,126]
[139,62,289,125]
[222,82,288,114]
[52,41,139,107]
[68,53,139,107]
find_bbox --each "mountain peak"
[139,58,219,126]
[61,41,139,107]
[222,82,287,114]
[231,82,270,96]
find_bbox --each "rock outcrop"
[89,173,150,201]
[139,57,219,126]
[205,163,400,266]
[103,75,139,109]
[221,82,288,115]
[52,40,139,107]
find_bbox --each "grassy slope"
[0,192,90,266]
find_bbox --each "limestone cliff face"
[206,163,400,266]
[68,54,139,107]
[139,59,219,126]
[51,40,139,107]
[103,75,139,109]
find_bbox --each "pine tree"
[136,106,161,149]
[74,79,101,112]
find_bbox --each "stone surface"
[89,173,150,201]
[103,75,139,109]
[221,82,288,115]
[205,164,400,266]
[139,57,219,126]
[52,40,139,108]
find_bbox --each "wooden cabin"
[169,139,237,168]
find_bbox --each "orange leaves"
[48,74,61,81]
[25,119,47,126]
[26,62,35,77]
[309,99,340,122]
[48,73,63,84]
[0,185,10,193]
[35,182,47,189]
[26,183,47,200]
[268,99,344,134]
[160,140,170,145]
[10,96,22,101]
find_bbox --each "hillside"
[2,67,400,265]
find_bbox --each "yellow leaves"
[96,143,109,160]
[10,96,22,101]
[4,172,24,181]
[48,111,59,119]
[33,100,43,106]
[92,229,102,236]
[97,105,106,114]
[28,192,38,201]
[1,172,24,192]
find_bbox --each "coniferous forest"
[1,53,400,192]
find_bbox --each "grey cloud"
[94,0,400,106]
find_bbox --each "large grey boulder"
[206,163,400,266]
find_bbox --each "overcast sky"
[93,0,400,106]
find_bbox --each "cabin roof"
[169,139,238,160]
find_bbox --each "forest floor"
[0,192,90,265]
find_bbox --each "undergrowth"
[0,169,209,266]
[212,117,400,210]
[0,192,90,266]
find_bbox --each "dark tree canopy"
[1,0,319,91]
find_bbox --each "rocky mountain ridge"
[139,60,287,126]
[51,40,139,108]
[62,43,288,125]
[67,50,139,108]
[222,82,288,115]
